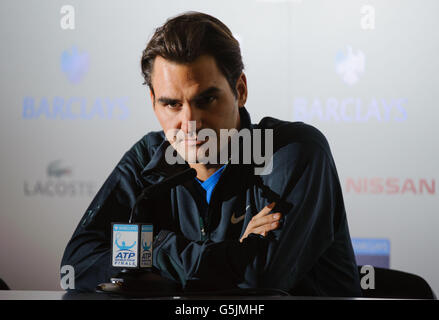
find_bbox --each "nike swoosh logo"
[231,205,250,224]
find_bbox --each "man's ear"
[236,73,248,108]
[149,89,155,108]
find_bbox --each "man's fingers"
[249,212,282,229]
[252,221,280,237]
[253,202,276,218]
[240,215,282,242]
[239,202,282,243]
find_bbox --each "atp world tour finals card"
[140,224,153,268]
[111,223,153,268]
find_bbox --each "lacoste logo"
[231,205,250,224]
[47,160,72,178]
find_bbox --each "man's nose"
[180,104,202,134]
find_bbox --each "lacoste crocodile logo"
[231,205,250,224]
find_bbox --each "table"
[0,290,395,300]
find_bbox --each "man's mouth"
[183,138,208,146]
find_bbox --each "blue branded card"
[352,238,390,268]
[112,224,139,268]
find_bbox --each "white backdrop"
[0,0,437,294]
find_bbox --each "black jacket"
[60,107,362,296]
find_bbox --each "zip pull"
[199,216,207,240]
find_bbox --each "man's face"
[150,54,247,164]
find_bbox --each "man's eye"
[197,96,216,108]
[166,103,181,109]
[206,96,216,103]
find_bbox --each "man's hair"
[141,11,244,98]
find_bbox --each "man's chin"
[171,141,224,165]
[176,151,217,165]
[173,145,199,164]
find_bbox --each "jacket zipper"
[203,162,232,241]
[199,216,207,241]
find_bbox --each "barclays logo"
[61,46,89,84]
[22,46,131,120]
[22,96,129,120]
[335,46,365,86]
[292,46,410,124]
[293,97,407,123]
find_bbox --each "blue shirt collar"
[195,165,227,204]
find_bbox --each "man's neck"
[190,163,223,182]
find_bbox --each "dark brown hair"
[141,12,244,97]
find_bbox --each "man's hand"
[240,202,282,243]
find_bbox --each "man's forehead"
[151,55,227,96]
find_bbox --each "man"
[61,11,362,296]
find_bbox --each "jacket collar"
[141,106,253,184]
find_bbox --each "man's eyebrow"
[156,87,221,105]
[156,97,179,105]
[193,86,221,100]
